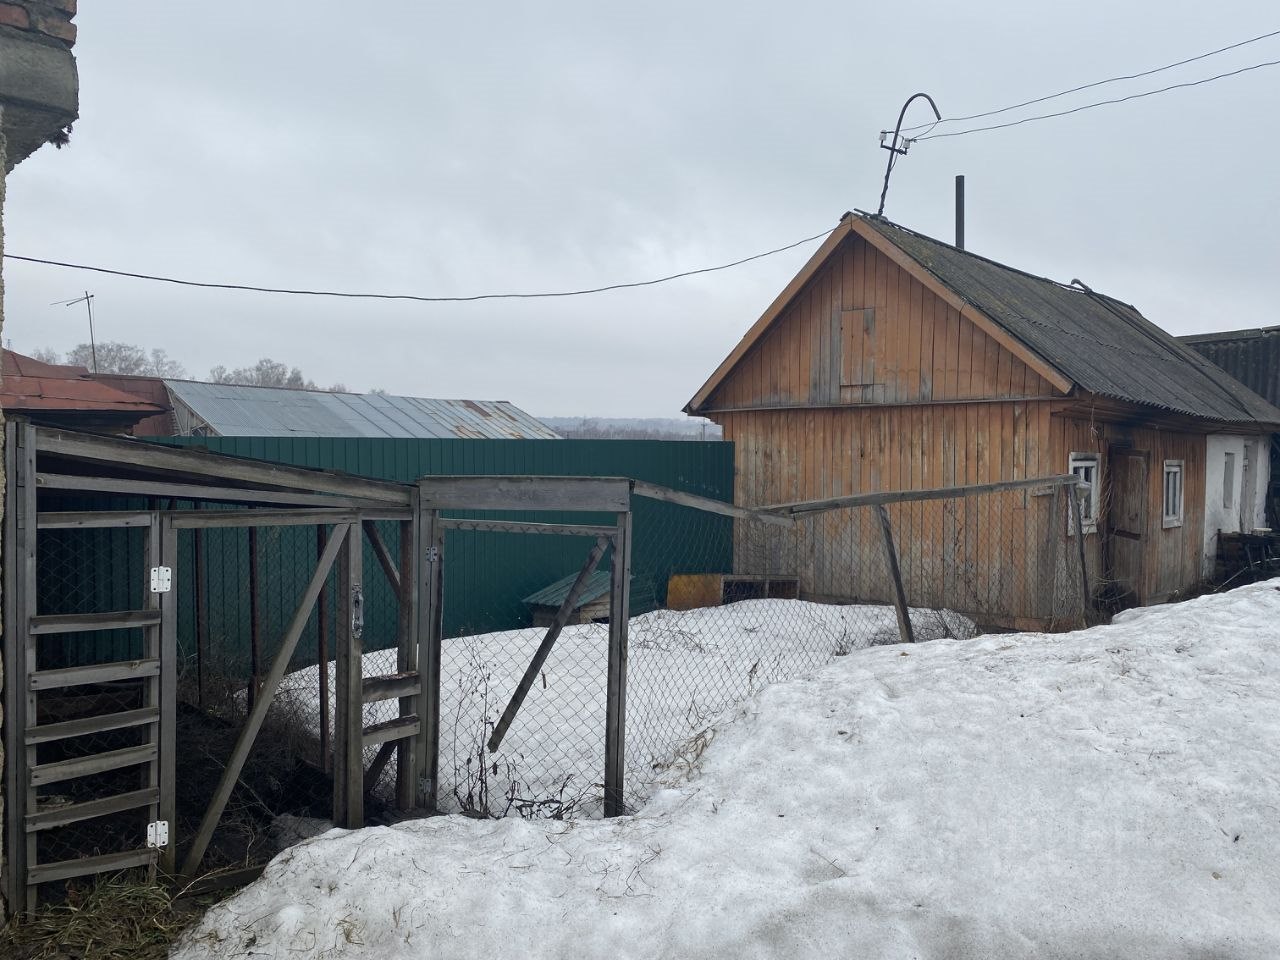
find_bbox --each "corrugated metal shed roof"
[523,570,612,609]
[1179,326,1280,408]
[162,380,561,439]
[863,219,1280,426]
[0,351,164,416]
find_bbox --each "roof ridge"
[857,213,1141,311]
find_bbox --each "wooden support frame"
[179,522,351,878]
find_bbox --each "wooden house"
[685,213,1280,625]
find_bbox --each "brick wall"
[0,0,76,48]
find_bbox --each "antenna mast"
[876,92,941,217]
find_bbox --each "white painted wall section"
[1202,434,1271,577]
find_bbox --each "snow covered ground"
[279,598,972,814]
[178,580,1280,959]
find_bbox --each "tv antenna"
[53,290,97,372]
[876,92,942,217]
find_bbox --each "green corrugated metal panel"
[134,438,735,676]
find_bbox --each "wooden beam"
[180,522,350,878]
[875,505,916,645]
[29,610,162,634]
[438,518,619,538]
[418,509,444,810]
[333,520,364,829]
[34,428,412,505]
[605,510,632,817]
[418,476,631,513]
[362,519,402,601]
[487,537,611,754]
[762,474,1077,516]
[35,472,397,510]
[362,715,420,748]
[31,744,157,786]
[36,511,154,530]
[27,849,155,886]
[630,480,794,527]
[395,510,420,811]
[29,659,160,690]
[159,519,179,874]
[25,707,158,745]
[361,672,420,703]
[25,788,159,832]
[169,508,407,529]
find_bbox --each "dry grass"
[0,871,229,960]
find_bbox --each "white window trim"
[1068,452,1100,534]
[1162,460,1184,529]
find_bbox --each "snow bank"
[176,580,1280,959]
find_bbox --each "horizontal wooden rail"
[29,611,161,635]
[29,659,160,691]
[30,743,157,786]
[439,518,618,538]
[36,511,155,530]
[362,715,421,748]
[27,848,155,886]
[26,787,159,832]
[168,508,411,529]
[26,707,159,745]
[761,474,1080,516]
[36,472,398,511]
[361,672,421,704]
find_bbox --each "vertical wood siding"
[705,235,1058,411]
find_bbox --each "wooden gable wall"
[704,234,1061,412]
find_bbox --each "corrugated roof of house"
[862,218,1280,426]
[0,350,164,416]
[163,380,561,439]
[1178,325,1280,408]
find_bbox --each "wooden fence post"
[417,508,443,810]
[334,521,364,828]
[876,504,915,644]
[604,509,632,817]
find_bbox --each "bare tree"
[59,341,187,377]
[209,358,315,389]
[31,347,64,365]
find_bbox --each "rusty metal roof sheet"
[162,380,561,439]
[0,350,164,415]
[862,218,1280,427]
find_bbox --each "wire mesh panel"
[436,525,613,818]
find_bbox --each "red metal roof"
[1,350,164,415]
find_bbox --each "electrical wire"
[900,27,1280,133]
[915,57,1280,141]
[3,226,835,303]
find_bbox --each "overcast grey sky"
[4,2,1277,416]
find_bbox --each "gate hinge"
[425,546,440,564]
[149,566,172,593]
[146,820,170,848]
[351,584,364,642]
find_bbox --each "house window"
[1223,453,1235,510]
[1163,460,1184,528]
[1068,452,1099,533]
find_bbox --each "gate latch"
[149,566,172,594]
[146,820,170,848]
[351,585,364,642]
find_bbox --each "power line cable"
[901,27,1280,133]
[915,57,1280,141]
[3,227,834,303]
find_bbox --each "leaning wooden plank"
[31,744,157,786]
[29,659,160,690]
[34,429,411,505]
[876,505,916,645]
[362,715,421,748]
[25,707,158,745]
[763,474,1078,516]
[361,672,421,704]
[487,536,611,753]
[27,848,155,886]
[630,480,795,527]
[29,611,161,635]
[179,522,350,878]
[26,788,159,831]
[363,741,397,796]
[362,519,402,601]
[36,511,154,530]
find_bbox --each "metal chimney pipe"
[955,175,965,250]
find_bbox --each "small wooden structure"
[524,571,613,626]
[666,573,799,610]
[686,213,1280,622]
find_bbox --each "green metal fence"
[71,438,732,681]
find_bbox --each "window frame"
[1068,452,1100,534]
[1162,460,1184,529]
[1222,452,1235,510]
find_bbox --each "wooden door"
[1106,449,1149,601]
